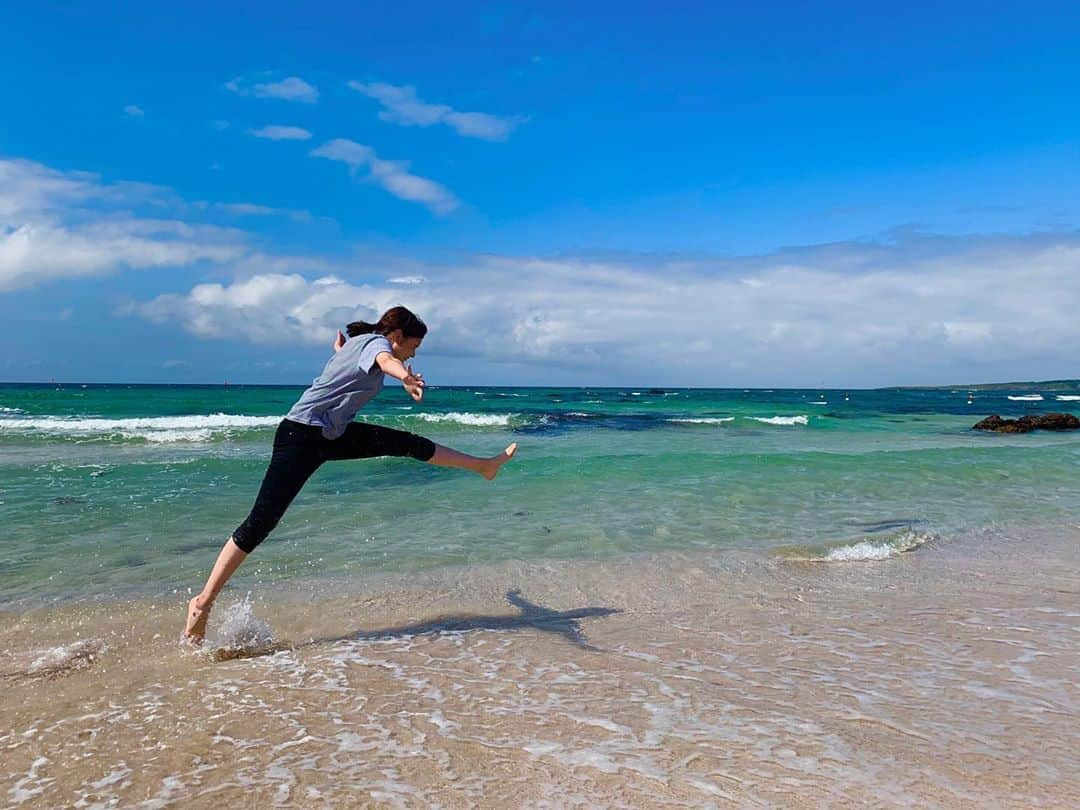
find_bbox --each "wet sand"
[2,523,1078,808]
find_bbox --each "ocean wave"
[0,406,26,413]
[0,413,280,442]
[780,530,934,563]
[1055,395,1080,401]
[27,638,108,676]
[748,415,809,426]
[1007,394,1044,401]
[414,412,514,427]
[668,417,736,424]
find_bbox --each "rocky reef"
[973,413,1080,433]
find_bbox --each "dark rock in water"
[50,496,86,505]
[973,413,1080,433]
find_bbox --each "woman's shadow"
[213,589,621,661]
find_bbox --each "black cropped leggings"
[232,419,436,553]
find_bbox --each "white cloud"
[0,158,255,291]
[0,159,172,218]
[348,81,524,141]
[210,202,313,222]
[136,272,385,345]
[226,75,319,104]
[310,139,373,167]
[0,219,243,291]
[124,104,145,117]
[311,138,459,214]
[248,125,312,141]
[128,232,1080,385]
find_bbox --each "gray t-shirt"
[285,333,393,439]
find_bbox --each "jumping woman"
[183,306,517,643]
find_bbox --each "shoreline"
[3,521,1077,807]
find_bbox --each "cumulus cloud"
[349,81,524,141]
[124,104,145,117]
[0,219,243,292]
[0,158,251,291]
[128,231,1080,385]
[248,125,312,141]
[226,75,319,104]
[311,138,459,214]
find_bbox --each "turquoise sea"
[4,381,1080,807]
[3,381,1079,608]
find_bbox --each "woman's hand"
[403,365,425,402]
[332,330,346,353]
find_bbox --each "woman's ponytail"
[346,307,427,340]
[345,321,377,337]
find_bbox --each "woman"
[183,306,516,643]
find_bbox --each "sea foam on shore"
[3,522,1077,808]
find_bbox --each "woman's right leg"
[428,442,517,480]
[329,422,517,480]
[184,421,323,644]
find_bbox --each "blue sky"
[2,1,1079,386]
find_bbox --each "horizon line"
[1,379,1077,391]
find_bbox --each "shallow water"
[2,383,1079,607]
[2,524,1077,807]
[2,383,1079,805]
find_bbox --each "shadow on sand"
[213,589,621,662]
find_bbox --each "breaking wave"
[0,414,281,443]
[667,417,736,425]
[748,415,809,426]
[779,530,935,563]
[25,638,108,677]
[414,412,515,427]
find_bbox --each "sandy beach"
[3,521,1076,808]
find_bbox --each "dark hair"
[346,306,427,340]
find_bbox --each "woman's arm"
[376,352,425,402]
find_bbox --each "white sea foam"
[820,531,934,562]
[1007,394,1043,401]
[210,595,274,652]
[668,417,736,424]
[0,406,26,413]
[748,415,809,426]
[414,412,513,427]
[1055,395,1080,401]
[809,401,828,405]
[0,413,280,442]
[27,638,108,675]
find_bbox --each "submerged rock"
[973,413,1080,433]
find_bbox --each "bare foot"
[481,442,518,480]
[183,595,213,645]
